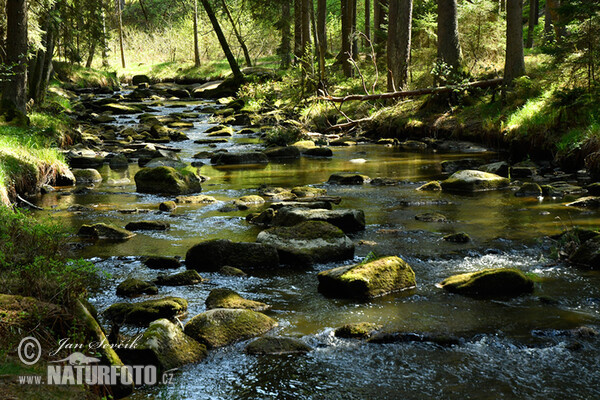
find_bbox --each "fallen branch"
[16,194,43,210]
[325,117,374,132]
[318,78,504,103]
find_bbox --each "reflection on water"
[32,99,600,399]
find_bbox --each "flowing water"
[34,96,600,399]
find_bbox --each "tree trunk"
[533,0,539,25]
[200,0,243,82]
[280,0,292,69]
[301,0,311,59]
[341,0,352,77]
[116,0,126,68]
[193,0,201,67]
[317,0,327,55]
[504,0,526,84]
[101,10,109,67]
[387,0,413,91]
[29,12,51,104]
[373,0,387,56]
[294,0,303,60]
[220,0,252,67]
[526,0,536,48]
[351,0,358,55]
[546,0,563,42]
[85,40,96,68]
[2,0,28,115]
[437,0,462,75]
[310,0,325,83]
[364,0,371,42]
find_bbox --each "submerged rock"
[416,181,442,191]
[438,268,534,297]
[119,319,207,372]
[443,232,471,243]
[78,223,135,240]
[367,331,461,346]
[134,166,202,195]
[219,266,247,277]
[211,152,269,165]
[328,172,370,185]
[205,288,270,311]
[256,221,355,266]
[125,221,170,231]
[415,212,447,222]
[245,337,312,355]
[154,270,204,286]
[441,170,509,192]
[144,256,181,269]
[317,256,416,299]
[515,182,542,197]
[185,239,279,271]
[159,201,177,212]
[569,235,600,269]
[334,322,382,339]
[566,196,600,208]
[184,308,277,348]
[271,207,365,233]
[303,147,333,157]
[116,278,158,297]
[175,194,217,204]
[104,296,188,326]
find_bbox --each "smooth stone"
[271,207,365,233]
[185,239,279,271]
[441,170,510,192]
[328,172,370,185]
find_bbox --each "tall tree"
[294,0,303,60]
[341,0,352,76]
[373,0,387,55]
[2,0,28,116]
[116,0,126,68]
[220,0,252,67]
[437,0,462,80]
[279,0,292,69]
[364,0,371,42]
[526,0,537,48]
[200,0,243,82]
[193,0,201,67]
[29,5,57,105]
[387,0,412,91]
[301,0,311,59]
[504,0,526,84]
[317,0,327,54]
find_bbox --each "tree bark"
[294,0,303,60]
[526,0,536,48]
[387,0,413,91]
[116,0,126,68]
[341,0,352,76]
[437,0,462,74]
[279,0,292,69]
[200,0,243,82]
[2,0,28,115]
[301,0,311,58]
[85,40,96,68]
[220,0,252,67]
[373,0,387,56]
[193,0,201,67]
[504,0,526,84]
[364,0,371,42]
[317,0,327,55]
[546,0,563,42]
[351,0,358,55]
[101,10,109,67]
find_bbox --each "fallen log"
[319,78,504,103]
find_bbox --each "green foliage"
[264,125,305,147]
[0,207,102,306]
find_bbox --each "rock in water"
[185,239,279,271]
[416,181,442,191]
[134,166,202,195]
[245,337,312,355]
[328,173,370,185]
[125,221,170,231]
[334,322,382,339]
[73,168,103,184]
[144,256,181,269]
[566,196,600,208]
[205,288,270,311]
[438,268,534,297]
[118,319,206,371]
[569,235,600,269]
[154,270,204,286]
[104,297,188,326]
[317,256,416,299]
[116,278,158,297]
[262,146,301,159]
[256,221,354,266]
[184,308,277,348]
[271,207,365,233]
[211,152,269,165]
[440,170,509,192]
[77,223,135,240]
[515,182,542,197]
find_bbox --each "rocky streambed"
[31,81,600,399]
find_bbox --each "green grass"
[53,62,119,88]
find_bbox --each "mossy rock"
[245,337,312,355]
[259,187,296,201]
[118,319,207,372]
[175,195,217,204]
[334,322,382,339]
[211,152,269,165]
[271,207,365,233]
[78,223,135,240]
[101,103,143,114]
[440,170,509,193]
[303,147,333,157]
[73,168,102,184]
[205,288,270,311]
[234,195,265,210]
[103,296,188,326]
[247,208,275,225]
[125,220,170,231]
[292,140,316,150]
[291,186,327,198]
[159,201,177,212]
[219,266,247,277]
[184,308,277,348]
[415,212,447,222]
[569,235,600,269]
[116,278,158,297]
[185,239,279,271]
[317,256,416,299]
[438,268,534,297]
[515,182,542,197]
[134,166,202,195]
[144,256,181,269]
[416,181,442,191]
[256,221,355,266]
[154,270,204,286]
[262,146,301,159]
[477,161,509,177]
[566,196,600,208]
[443,232,471,243]
[328,172,370,185]
[207,127,234,137]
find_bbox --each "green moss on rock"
[154,270,204,286]
[205,288,270,311]
[185,239,279,271]
[441,170,509,192]
[416,181,442,191]
[116,278,158,297]
[334,322,382,339]
[134,166,202,195]
[438,268,534,297]
[103,296,188,326]
[77,223,135,240]
[245,337,312,355]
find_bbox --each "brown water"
[34,97,600,399]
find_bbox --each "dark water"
[34,97,600,399]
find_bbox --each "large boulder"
[144,256,181,269]
[328,172,370,185]
[245,337,312,355]
[103,296,188,326]
[317,256,416,299]
[118,319,207,372]
[256,221,354,266]
[184,308,277,348]
[77,223,135,240]
[73,168,102,184]
[134,166,202,195]
[205,288,270,311]
[438,268,534,297]
[515,182,542,197]
[154,270,205,286]
[262,146,301,160]
[211,152,269,165]
[185,239,279,271]
[116,278,158,297]
[440,170,509,192]
[271,207,365,233]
